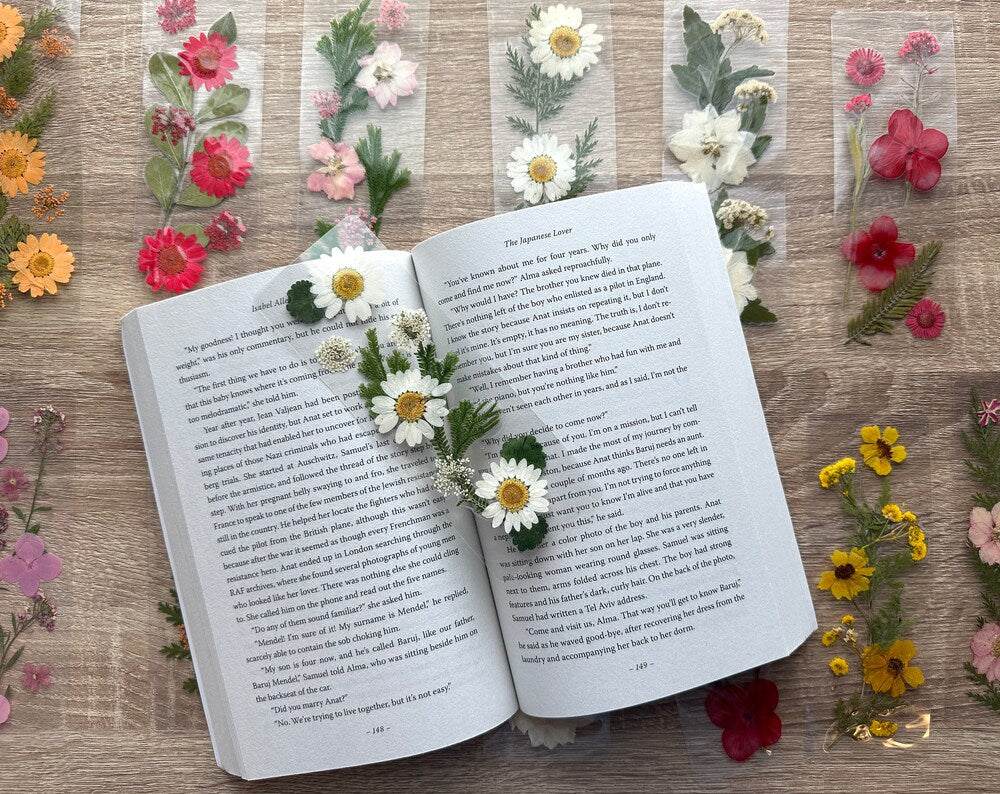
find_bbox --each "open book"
[123,182,816,780]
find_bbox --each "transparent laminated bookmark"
[486,0,617,213]
[136,0,266,293]
[298,0,428,250]
[832,13,957,351]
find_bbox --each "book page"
[122,252,516,780]
[411,182,816,718]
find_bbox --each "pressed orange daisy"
[863,639,925,697]
[8,233,74,297]
[0,4,24,62]
[0,131,45,197]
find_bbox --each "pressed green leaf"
[209,12,238,44]
[176,223,210,247]
[149,53,194,111]
[512,516,549,551]
[195,120,249,152]
[286,280,325,324]
[196,84,250,123]
[145,156,177,212]
[144,105,184,166]
[500,435,547,471]
[740,299,777,325]
[751,134,772,159]
[177,182,223,208]
[670,63,705,100]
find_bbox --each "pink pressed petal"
[917,127,950,159]
[306,172,329,194]
[0,695,9,724]
[0,436,7,462]
[31,552,62,582]
[858,262,897,291]
[841,230,868,263]
[0,407,9,432]
[981,542,1000,566]
[307,141,337,163]
[989,503,1000,527]
[868,136,908,179]
[17,570,40,598]
[0,555,27,582]
[988,657,1000,683]
[908,154,942,191]
[971,626,1000,656]
[886,108,923,144]
[14,533,45,565]
[887,241,916,267]
[868,215,899,243]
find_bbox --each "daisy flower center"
[549,26,582,58]
[193,48,222,77]
[0,23,7,40]
[497,478,530,511]
[700,134,722,157]
[207,153,233,179]
[0,148,26,178]
[886,656,905,676]
[157,244,188,275]
[528,155,557,184]
[28,251,54,277]
[321,154,345,176]
[332,268,364,300]
[834,563,856,580]
[374,63,395,82]
[394,391,426,422]
[916,310,936,328]
[875,439,892,458]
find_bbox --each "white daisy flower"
[388,308,431,353]
[475,458,550,534]
[668,106,757,193]
[507,134,576,205]
[371,369,451,448]
[315,336,357,373]
[528,4,603,81]
[307,246,385,323]
[723,247,757,312]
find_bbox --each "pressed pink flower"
[900,30,940,65]
[20,662,52,694]
[377,0,409,30]
[32,406,66,454]
[312,90,341,120]
[157,0,197,35]
[356,42,418,109]
[137,227,207,293]
[190,134,252,198]
[0,406,8,463]
[844,93,872,114]
[0,693,9,724]
[0,534,62,597]
[971,623,1000,682]
[904,299,945,339]
[977,399,1000,428]
[307,140,366,201]
[332,208,378,248]
[178,32,238,91]
[0,467,29,501]
[845,47,886,87]
[970,503,1000,565]
[150,105,196,146]
[841,215,915,292]
[205,210,246,252]
[869,109,949,192]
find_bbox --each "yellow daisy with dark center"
[863,639,924,697]
[859,425,906,476]
[817,547,874,600]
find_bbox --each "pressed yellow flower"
[901,511,917,523]
[0,131,44,197]
[863,639,924,697]
[0,4,24,62]
[818,548,874,600]
[882,504,903,523]
[859,425,906,476]
[908,525,925,545]
[819,457,857,488]
[0,280,11,309]
[870,719,898,738]
[841,614,855,627]
[911,540,927,562]
[829,657,849,676]
[821,628,842,646]
[8,233,74,297]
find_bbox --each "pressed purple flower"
[0,466,29,501]
[32,405,66,453]
[0,405,8,463]
[978,399,1000,428]
[20,662,52,694]
[0,534,62,597]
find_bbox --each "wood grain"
[2,0,999,789]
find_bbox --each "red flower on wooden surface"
[704,678,782,762]
[841,215,916,291]
[868,109,949,191]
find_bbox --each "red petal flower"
[841,215,915,291]
[190,134,253,198]
[704,678,781,762]
[178,32,238,91]
[845,48,886,86]
[868,109,948,191]
[904,298,946,339]
[137,227,207,293]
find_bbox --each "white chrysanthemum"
[528,4,603,80]
[668,106,756,193]
[507,134,576,205]
[433,456,475,498]
[475,458,550,534]
[724,247,757,312]
[734,79,777,104]
[388,309,431,353]
[510,711,596,750]
[711,9,768,44]
[307,247,385,323]
[371,369,451,448]
[315,336,357,373]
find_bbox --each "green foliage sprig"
[355,125,410,235]
[316,0,375,144]
[158,590,198,694]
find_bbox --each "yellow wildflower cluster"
[829,657,849,676]
[869,719,898,738]
[819,457,856,489]
[0,280,11,310]
[841,614,855,627]
[909,524,927,562]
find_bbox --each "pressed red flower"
[704,678,781,762]
[841,216,916,291]
[868,109,949,192]
[205,209,246,252]
[178,32,237,91]
[845,47,886,86]
[138,227,207,293]
[844,93,872,114]
[190,134,252,198]
[905,299,946,339]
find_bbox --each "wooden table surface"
[3,0,997,790]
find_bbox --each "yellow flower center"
[549,26,582,58]
[834,563,856,580]
[0,23,7,40]
[332,268,364,300]
[992,637,1000,658]
[498,479,530,511]
[0,148,26,178]
[528,155,557,184]
[28,251,54,277]
[374,63,394,82]
[395,391,426,422]
[156,245,188,275]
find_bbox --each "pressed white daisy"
[476,458,550,534]
[667,105,756,193]
[528,4,603,81]
[507,134,576,205]
[371,369,451,448]
[388,308,431,353]
[315,336,357,373]
[723,247,757,312]
[307,246,385,323]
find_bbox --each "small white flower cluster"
[711,9,768,44]
[388,308,431,353]
[432,456,476,499]
[716,198,775,241]
[734,78,778,106]
[315,336,358,373]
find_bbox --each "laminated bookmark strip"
[135,0,266,295]
[662,2,788,325]
[298,0,429,245]
[486,0,618,213]
[832,13,957,348]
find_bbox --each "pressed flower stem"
[21,447,49,535]
[161,132,198,228]
[0,608,38,678]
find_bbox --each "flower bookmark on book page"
[814,426,931,747]
[0,3,77,314]
[832,14,956,346]
[136,1,265,294]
